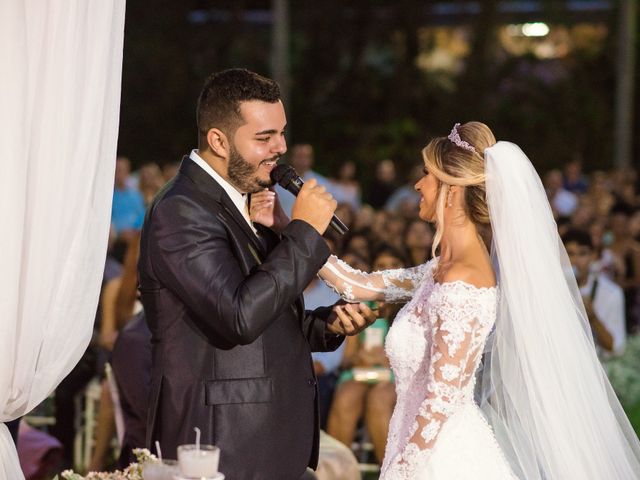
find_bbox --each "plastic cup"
[177,444,220,478]
[141,459,179,480]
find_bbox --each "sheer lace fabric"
[321,256,517,479]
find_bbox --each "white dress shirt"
[579,272,626,358]
[189,150,257,235]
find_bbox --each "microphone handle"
[330,216,348,235]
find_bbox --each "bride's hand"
[249,188,289,234]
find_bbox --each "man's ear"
[206,128,229,159]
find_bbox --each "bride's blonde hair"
[422,121,496,259]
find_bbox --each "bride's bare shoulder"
[441,261,496,289]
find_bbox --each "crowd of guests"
[19,146,640,477]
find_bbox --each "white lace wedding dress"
[321,256,518,479]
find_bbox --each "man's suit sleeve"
[146,194,330,346]
[302,306,345,352]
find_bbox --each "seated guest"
[305,277,343,430]
[563,229,626,359]
[110,311,151,468]
[326,248,404,464]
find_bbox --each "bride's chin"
[418,208,433,222]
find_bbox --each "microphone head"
[270,164,297,188]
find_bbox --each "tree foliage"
[117,0,634,182]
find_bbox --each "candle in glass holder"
[177,444,220,478]
[142,459,180,480]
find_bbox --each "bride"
[251,121,640,479]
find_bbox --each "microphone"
[270,164,349,235]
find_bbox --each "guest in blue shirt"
[112,156,145,237]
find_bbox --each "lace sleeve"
[385,283,494,477]
[319,255,430,303]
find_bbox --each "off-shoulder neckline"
[428,257,497,292]
[433,279,497,292]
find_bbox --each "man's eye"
[257,137,270,142]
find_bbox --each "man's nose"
[273,136,287,156]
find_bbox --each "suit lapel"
[219,196,266,257]
[179,156,266,258]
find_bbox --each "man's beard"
[227,144,276,193]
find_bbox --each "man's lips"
[260,159,278,170]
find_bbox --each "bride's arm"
[385,290,486,476]
[319,255,429,303]
[249,189,427,303]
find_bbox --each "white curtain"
[0,1,126,478]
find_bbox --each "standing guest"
[563,229,626,359]
[138,69,375,479]
[111,156,146,240]
[544,169,578,218]
[563,157,589,194]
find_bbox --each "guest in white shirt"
[563,229,626,359]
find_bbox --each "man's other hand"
[250,188,289,234]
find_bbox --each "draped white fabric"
[0,1,126,477]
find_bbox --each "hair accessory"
[448,123,476,153]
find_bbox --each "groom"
[138,69,375,479]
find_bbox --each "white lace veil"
[478,141,640,479]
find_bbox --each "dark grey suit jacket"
[138,157,343,479]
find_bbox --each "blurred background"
[118,0,637,186]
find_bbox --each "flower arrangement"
[54,448,156,480]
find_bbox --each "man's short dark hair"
[196,68,281,143]
[562,228,593,250]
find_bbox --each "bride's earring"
[447,190,453,207]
